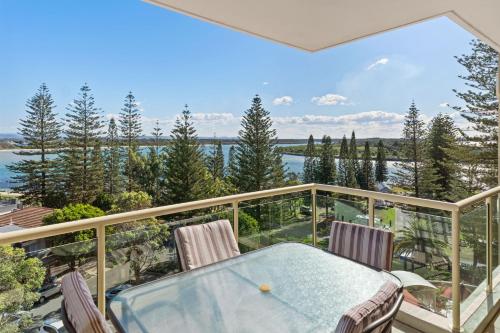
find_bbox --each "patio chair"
[60,271,111,333]
[336,281,403,333]
[328,221,394,271]
[174,219,240,271]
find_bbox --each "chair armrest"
[362,292,404,333]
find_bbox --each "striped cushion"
[328,221,394,271]
[336,281,401,333]
[175,219,240,271]
[61,271,111,333]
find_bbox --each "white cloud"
[272,96,294,106]
[272,111,404,126]
[366,58,389,71]
[311,94,348,106]
[191,112,236,123]
[262,82,269,85]
[439,102,449,108]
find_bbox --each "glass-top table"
[109,242,399,333]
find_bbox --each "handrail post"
[96,224,106,314]
[232,201,239,243]
[368,197,375,227]
[312,187,317,246]
[486,197,493,293]
[451,209,461,333]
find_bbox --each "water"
[0,145,396,191]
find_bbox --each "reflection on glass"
[238,195,313,252]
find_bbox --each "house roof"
[144,0,500,52]
[0,207,54,231]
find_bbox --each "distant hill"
[0,133,20,139]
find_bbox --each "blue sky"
[0,0,475,138]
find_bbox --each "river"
[0,145,396,191]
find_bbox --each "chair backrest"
[61,271,111,333]
[336,281,403,333]
[174,219,240,271]
[328,221,394,271]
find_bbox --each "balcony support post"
[312,187,317,246]
[486,197,493,293]
[451,209,461,333]
[368,197,375,227]
[96,224,106,315]
[232,201,239,243]
[497,52,500,186]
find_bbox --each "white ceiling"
[144,0,500,52]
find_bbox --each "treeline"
[302,133,388,190]
[9,89,289,208]
[392,40,498,202]
[278,138,401,161]
[302,39,498,202]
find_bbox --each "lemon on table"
[259,284,271,292]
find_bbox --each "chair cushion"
[175,219,240,271]
[61,271,111,333]
[336,281,401,333]
[328,221,394,271]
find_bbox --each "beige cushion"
[328,221,394,271]
[175,219,240,271]
[336,281,401,333]
[61,271,111,333]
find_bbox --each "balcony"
[0,183,498,333]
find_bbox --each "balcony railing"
[0,183,498,333]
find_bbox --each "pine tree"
[317,135,336,217]
[271,148,286,187]
[152,120,163,155]
[392,101,426,197]
[317,135,336,185]
[88,141,104,198]
[8,83,62,207]
[226,145,238,185]
[104,118,121,196]
[337,135,349,186]
[119,91,142,192]
[146,121,164,205]
[63,84,104,203]
[360,142,375,190]
[207,138,225,180]
[348,131,360,187]
[303,135,317,183]
[236,95,284,192]
[375,140,388,183]
[453,39,499,186]
[164,105,207,203]
[421,114,461,201]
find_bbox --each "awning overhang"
[144,0,500,52]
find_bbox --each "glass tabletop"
[109,242,398,333]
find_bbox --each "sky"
[0,0,477,138]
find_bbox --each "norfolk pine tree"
[392,101,426,197]
[165,105,207,203]
[375,140,388,183]
[208,138,225,181]
[348,131,360,187]
[235,95,284,192]
[422,114,461,201]
[63,84,104,203]
[337,135,349,186]
[303,135,317,183]
[453,39,499,187]
[120,91,142,192]
[8,83,62,207]
[360,141,375,190]
[317,135,336,217]
[104,118,122,196]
